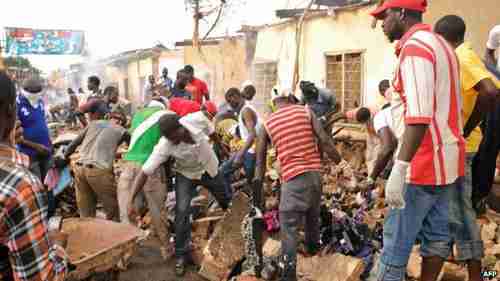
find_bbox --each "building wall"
[126,57,153,106]
[104,65,127,95]
[254,5,397,108]
[159,49,185,81]
[254,1,500,109]
[425,0,498,56]
[183,37,249,105]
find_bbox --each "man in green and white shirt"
[117,101,174,260]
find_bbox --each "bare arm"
[396,124,428,162]
[370,127,398,180]
[310,110,342,164]
[485,48,497,68]
[463,78,498,138]
[130,171,148,203]
[64,128,88,159]
[19,139,50,157]
[254,127,270,181]
[239,108,258,155]
[120,132,132,146]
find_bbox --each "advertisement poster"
[5,27,85,55]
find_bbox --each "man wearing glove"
[371,1,465,281]
[255,86,351,281]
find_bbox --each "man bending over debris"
[254,87,354,281]
[371,0,464,280]
[128,114,230,277]
[61,102,130,221]
[362,100,401,189]
[118,99,174,260]
[345,106,380,177]
[221,87,262,199]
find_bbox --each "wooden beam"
[315,0,350,6]
[293,0,315,91]
[193,0,200,48]
[175,40,220,47]
[275,8,325,18]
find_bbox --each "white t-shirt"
[179,111,215,138]
[487,25,500,72]
[373,107,392,133]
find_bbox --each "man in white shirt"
[486,25,500,73]
[128,114,229,277]
[143,75,156,106]
[220,88,262,198]
[362,102,401,189]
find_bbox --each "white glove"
[385,160,409,209]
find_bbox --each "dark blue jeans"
[449,154,483,261]
[378,183,454,281]
[221,152,256,199]
[174,172,229,259]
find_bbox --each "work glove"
[385,160,410,209]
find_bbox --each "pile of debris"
[51,122,500,281]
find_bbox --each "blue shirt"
[304,88,336,118]
[163,77,174,91]
[17,95,52,158]
[170,88,191,100]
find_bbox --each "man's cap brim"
[370,5,388,19]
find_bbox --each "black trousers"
[471,62,500,208]
[472,105,500,207]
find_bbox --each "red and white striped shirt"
[265,105,321,182]
[393,24,465,186]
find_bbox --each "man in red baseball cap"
[371,0,427,43]
[371,1,464,281]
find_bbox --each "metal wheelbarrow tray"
[62,218,143,280]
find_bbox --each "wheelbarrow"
[62,218,144,281]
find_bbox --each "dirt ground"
[118,237,206,281]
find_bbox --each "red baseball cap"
[203,101,218,117]
[370,0,427,19]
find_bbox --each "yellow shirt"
[456,42,500,153]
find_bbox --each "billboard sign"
[5,27,85,55]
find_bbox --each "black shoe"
[175,258,186,277]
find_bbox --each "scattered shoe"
[175,258,186,277]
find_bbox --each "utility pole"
[292,0,315,91]
[193,0,200,49]
[0,40,5,71]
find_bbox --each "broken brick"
[482,222,498,242]
[199,192,251,281]
[262,238,281,257]
[297,254,365,281]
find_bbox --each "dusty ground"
[118,237,206,281]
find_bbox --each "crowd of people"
[1,0,500,280]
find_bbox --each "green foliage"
[4,56,32,68]
[3,56,41,74]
